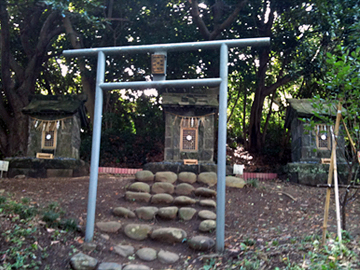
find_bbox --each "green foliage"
[0,196,79,269]
[246,179,259,188]
[81,92,164,167]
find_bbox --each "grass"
[201,234,360,270]
[0,195,79,269]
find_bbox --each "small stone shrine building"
[161,87,218,163]
[285,99,347,185]
[22,94,88,159]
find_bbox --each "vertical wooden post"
[322,102,342,245]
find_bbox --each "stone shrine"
[143,87,228,174]
[6,94,89,178]
[22,94,88,159]
[285,99,347,185]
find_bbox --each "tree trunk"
[63,15,95,122]
[248,88,266,152]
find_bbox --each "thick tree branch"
[210,0,248,40]
[191,0,248,40]
[63,14,95,121]
[263,75,292,97]
[190,0,211,39]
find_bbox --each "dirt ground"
[1,174,360,269]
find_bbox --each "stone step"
[70,235,215,269]
[113,206,217,221]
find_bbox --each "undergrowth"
[0,195,78,269]
[201,233,360,270]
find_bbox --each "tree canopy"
[0,0,359,164]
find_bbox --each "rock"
[123,265,150,270]
[96,221,121,233]
[194,187,217,197]
[199,199,216,208]
[70,252,98,270]
[199,220,216,232]
[135,207,159,220]
[100,234,110,240]
[198,172,217,186]
[151,182,175,194]
[113,244,135,257]
[113,207,136,218]
[157,207,178,219]
[135,170,154,182]
[175,183,195,195]
[158,250,180,264]
[188,236,215,251]
[82,242,97,252]
[97,262,123,270]
[178,207,197,221]
[123,224,152,240]
[173,196,196,206]
[178,172,197,184]
[226,176,246,188]
[155,171,177,184]
[151,228,187,243]
[150,193,174,204]
[127,182,150,193]
[136,247,157,261]
[125,191,151,203]
[198,210,216,220]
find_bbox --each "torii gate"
[63,37,270,252]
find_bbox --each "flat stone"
[100,234,110,240]
[135,170,154,182]
[98,262,123,270]
[178,207,197,221]
[96,221,121,233]
[178,172,197,184]
[198,210,216,220]
[135,207,159,220]
[82,242,97,252]
[123,224,152,240]
[151,182,175,194]
[113,207,136,218]
[155,171,177,184]
[173,196,196,206]
[123,265,150,270]
[226,176,246,188]
[199,199,216,208]
[158,250,180,264]
[113,244,135,257]
[194,187,217,197]
[157,207,178,219]
[125,191,151,203]
[175,183,195,195]
[70,252,98,270]
[127,182,150,193]
[198,172,217,187]
[199,220,216,232]
[136,247,157,261]
[188,236,215,251]
[151,193,174,204]
[151,228,187,243]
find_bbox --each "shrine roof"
[22,94,88,126]
[287,99,344,117]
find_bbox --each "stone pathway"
[70,170,246,270]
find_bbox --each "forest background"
[0,0,359,168]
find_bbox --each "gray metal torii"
[63,37,270,252]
